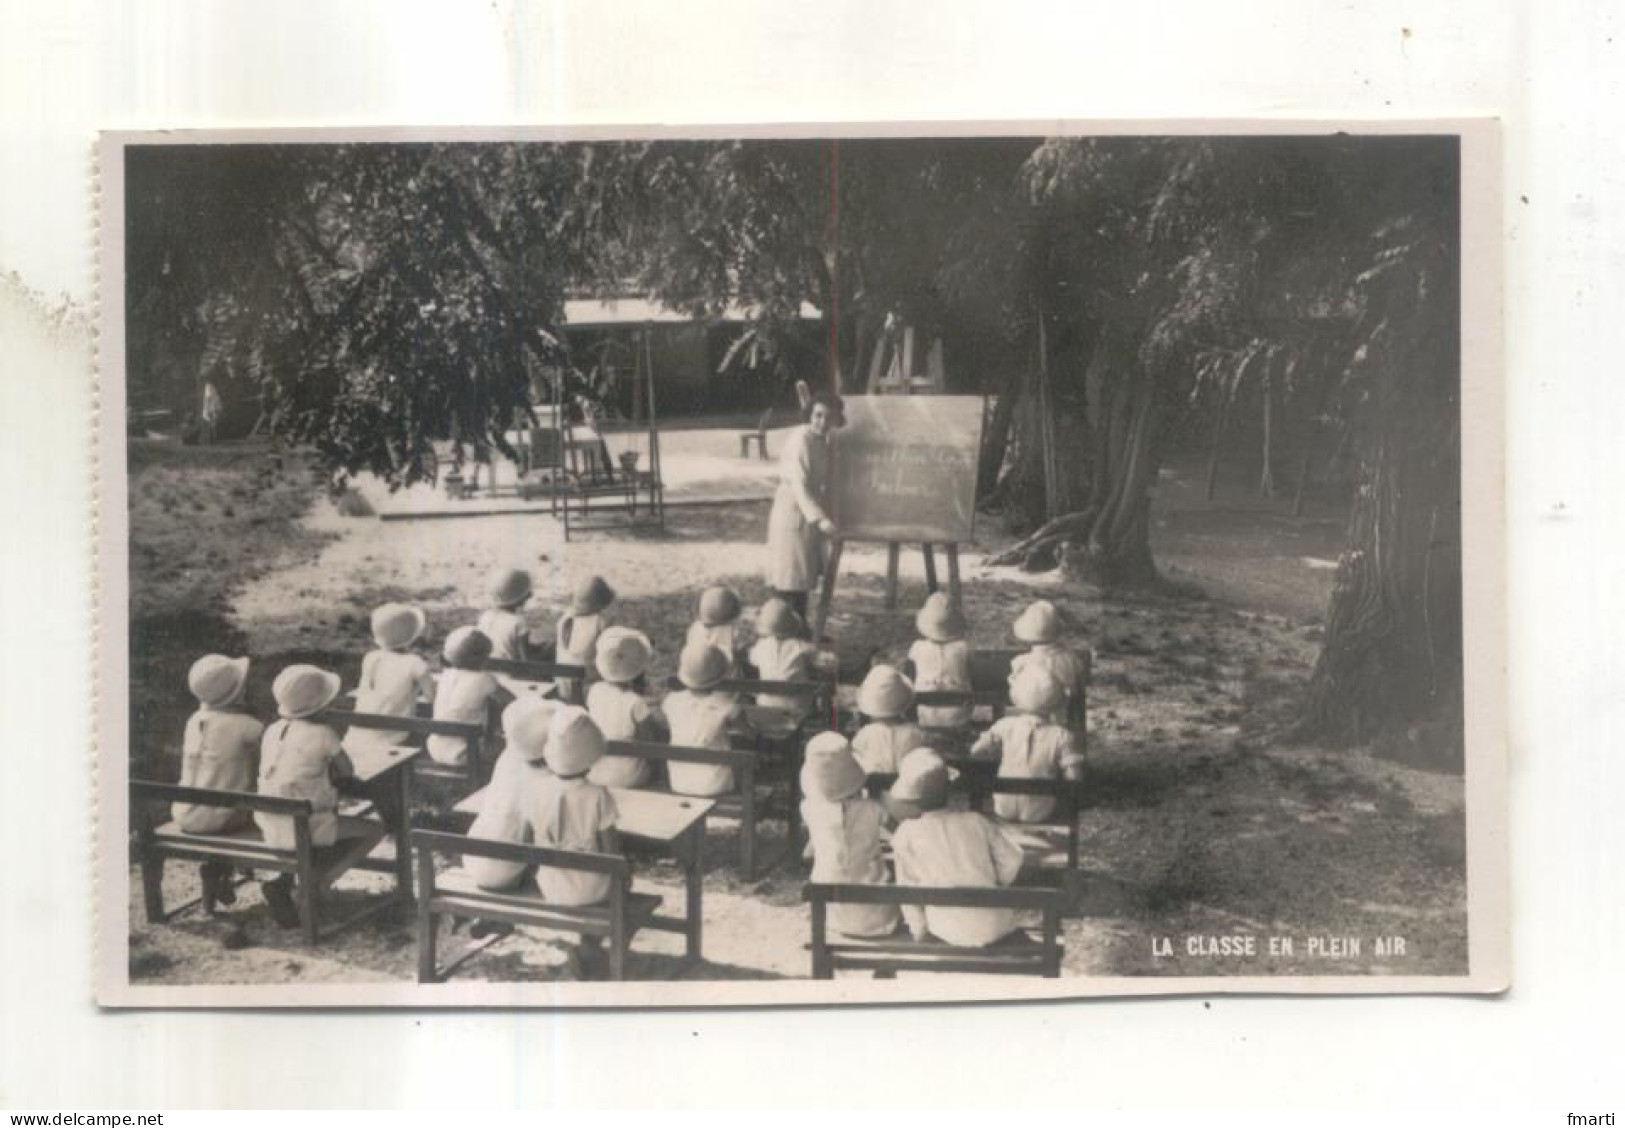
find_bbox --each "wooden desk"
[338,743,421,898]
[454,785,713,962]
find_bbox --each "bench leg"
[739,794,757,880]
[418,907,439,984]
[684,817,705,963]
[140,856,166,924]
[809,898,832,979]
[299,880,319,947]
[393,766,414,904]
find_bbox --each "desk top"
[344,743,422,784]
[732,704,802,739]
[454,785,713,844]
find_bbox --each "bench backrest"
[804,881,1065,912]
[605,738,753,772]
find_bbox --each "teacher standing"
[765,392,843,622]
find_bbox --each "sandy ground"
[125,433,1467,986]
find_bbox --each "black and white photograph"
[95,123,1505,1006]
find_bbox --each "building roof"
[562,296,821,328]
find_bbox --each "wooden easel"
[812,329,964,643]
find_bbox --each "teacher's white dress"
[765,424,833,593]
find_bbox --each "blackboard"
[830,395,985,543]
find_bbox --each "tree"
[1296,208,1462,753]
[989,138,1296,583]
[128,143,601,485]
[583,138,1035,397]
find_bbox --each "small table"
[454,785,713,963]
[338,743,422,899]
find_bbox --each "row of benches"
[132,763,1082,978]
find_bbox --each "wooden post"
[1205,397,1228,501]
[393,763,414,902]
[921,544,939,593]
[415,842,438,983]
[945,543,962,611]
[884,542,902,609]
[294,818,318,947]
[739,758,757,879]
[1292,441,1313,518]
[810,895,832,979]
[685,813,706,962]
[814,538,845,643]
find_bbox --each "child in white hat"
[426,626,511,766]
[586,627,667,788]
[850,664,928,775]
[908,592,973,730]
[888,748,1025,947]
[746,597,819,718]
[344,603,436,758]
[173,654,264,913]
[685,586,744,675]
[1008,599,1089,726]
[971,666,1085,823]
[799,732,901,938]
[664,642,754,797]
[479,567,541,664]
[522,707,621,908]
[466,697,554,892]
[255,664,353,927]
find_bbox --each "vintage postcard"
[95,121,1506,1006]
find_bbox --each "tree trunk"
[1296,419,1462,760]
[1071,370,1161,586]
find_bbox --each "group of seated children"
[165,566,813,925]
[169,550,1088,955]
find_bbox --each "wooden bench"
[852,769,1081,887]
[804,883,1067,978]
[603,739,784,878]
[131,780,394,947]
[412,829,662,982]
[324,708,488,794]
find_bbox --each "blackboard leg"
[946,543,963,611]
[922,544,939,593]
[814,539,844,644]
[884,542,901,610]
